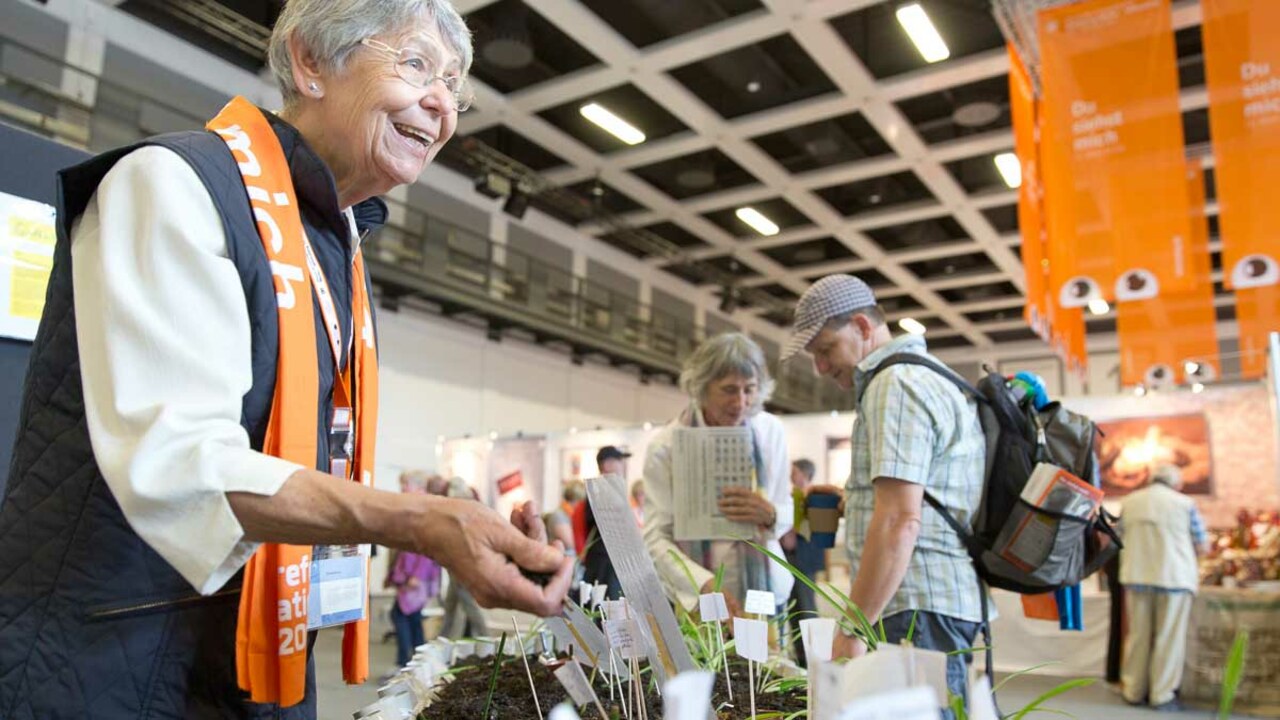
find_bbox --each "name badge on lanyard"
[303,212,370,630]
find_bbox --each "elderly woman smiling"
[643,333,795,618]
[0,1,572,717]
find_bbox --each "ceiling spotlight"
[896,3,951,63]
[867,193,883,205]
[898,317,927,335]
[1087,297,1111,316]
[747,80,762,93]
[1191,382,1205,394]
[1134,385,1147,397]
[580,102,645,145]
[994,152,1022,189]
[502,186,530,219]
[488,431,498,440]
[569,427,578,435]
[735,207,780,236]
[642,421,653,431]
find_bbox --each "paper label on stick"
[585,474,696,684]
[603,617,642,659]
[800,618,836,665]
[698,593,729,622]
[744,589,775,616]
[732,617,769,662]
[833,686,938,720]
[578,582,592,607]
[662,670,716,720]
[591,583,608,607]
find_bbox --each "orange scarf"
[207,97,378,707]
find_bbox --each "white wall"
[373,306,688,492]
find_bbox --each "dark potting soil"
[418,656,805,719]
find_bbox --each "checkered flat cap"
[780,274,878,361]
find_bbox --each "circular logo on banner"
[1059,275,1102,308]
[1183,361,1218,383]
[1230,254,1279,289]
[1144,363,1175,389]
[1115,268,1160,301]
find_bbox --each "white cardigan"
[642,408,795,611]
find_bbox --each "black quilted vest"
[0,114,386,719]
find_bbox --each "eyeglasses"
[359,38,474,112]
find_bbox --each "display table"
[1182,587,1280,717]
[988,587,1110,677]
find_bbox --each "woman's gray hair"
[268,0,473,107]
[679,332,776,414]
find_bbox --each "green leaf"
[1219,629,1249,720]
[482,633,508,720]
[992,661,1059,693]
[714,561,727,593]
[744,539,879,649]
[906,610,919,644]
[1009,678,1095,720]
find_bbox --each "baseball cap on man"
[596,446,631,467]
[780,274,878,362]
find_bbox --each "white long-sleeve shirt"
[72,146,303,596]
[642,408,794,610]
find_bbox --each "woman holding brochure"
[642,333,794,617]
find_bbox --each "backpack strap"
[862,353,991,406]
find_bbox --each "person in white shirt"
[1118,464,1209,711]
[643,332,794,616]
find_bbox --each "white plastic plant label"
[662,670,716,720]
[548,702,582,720]
[698,593,729,622]
[591,583,608,608]
[968,675,999,720]
[744,589,775,616]
[833,686,938,720]
[732,617,769,662]
[800,618,836,665]
[579,581,592,607]
[553,660,596,706]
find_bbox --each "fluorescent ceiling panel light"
[898,317,927,335]
[994,152,1022,189]
[735,207,780,236]
[1087,297,1110,316]
[896,4,951,64]
[579,102,645,145]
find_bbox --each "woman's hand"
[416,496,572,617]
[718,486,776,529]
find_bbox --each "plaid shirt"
[845,335,987,623]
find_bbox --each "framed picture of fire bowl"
[1096,413,1213,496]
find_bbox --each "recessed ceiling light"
[746,80,762,93]
[1087,297,1110,316]
[580,102,645,145]
[896,3,951,64]
[994,152,1022,189]
[735,207,780,236]
[898,317,927,335]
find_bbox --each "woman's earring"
[308,81,320,93]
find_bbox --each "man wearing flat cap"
[782,274,986,713]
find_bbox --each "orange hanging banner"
[1116,162,1220,387]
[1010,45,1050,340]
[1038,0,1195,309]
[1202,0,1280,290]
[1236,285,1280,379]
